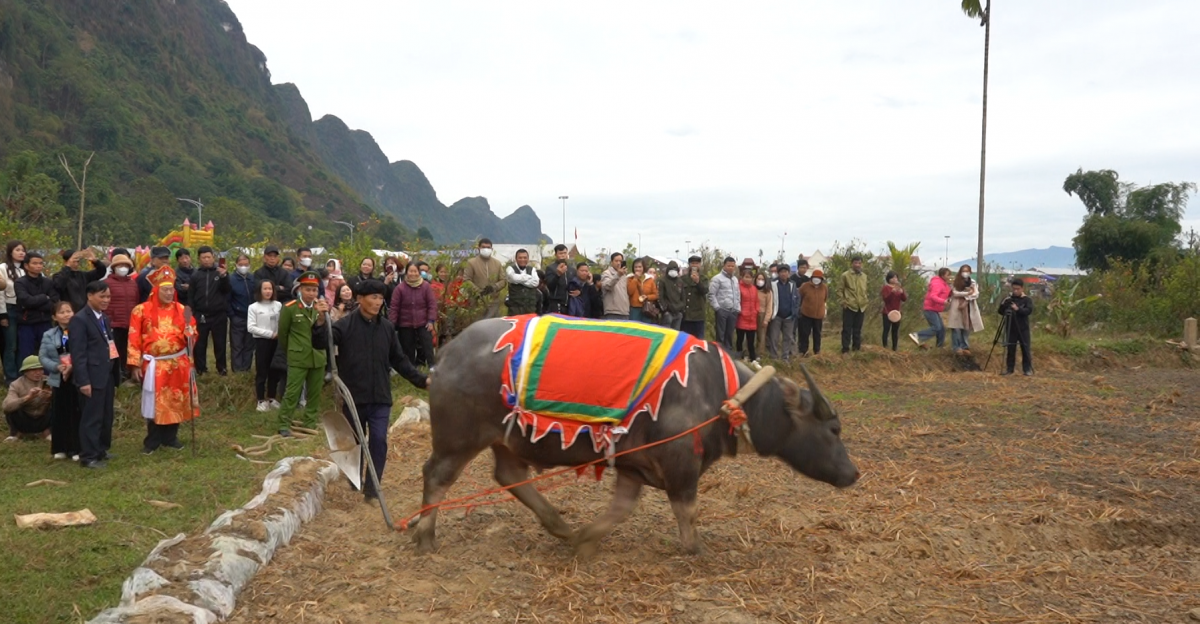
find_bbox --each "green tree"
[1067,170,1195,271]
[885,241,921,275]
[416,226,434,243]
[961,0,991,275]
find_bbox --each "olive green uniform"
[277,299,325,430]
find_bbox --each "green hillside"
[0,0,405,248]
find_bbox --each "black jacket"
[228,271,255,319]
[68,307,116,390]
[14,274,60,325]
[188,266,231,320]
[543,268,570,315]
[53,262,106,312]
[332,310,426,404]
[254,264,294,303]
[567,277,602,319]
[999,295,1034,336]
[174,265,195,307]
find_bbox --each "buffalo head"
[748,365,859,488]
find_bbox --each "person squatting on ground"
[768,264,799,360]
[911,267,952,349]
[389,262,438,368]
[332,279,428,500]
[1000,278,1035,376]
[947,264,984,355]
[128,266,198,454]
[277,271,329,437]
[839,256,868,354]
[3,355,52,442]
[69,281,118,469]
[248,279,284,412]
[797,269,828,356]
[708,257,740,352]
[880,271,907,351]
[735,264,760,361]
[39,301,81,459]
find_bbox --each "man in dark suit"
[69,281,118,469]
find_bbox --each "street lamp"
[558,196,568,246]
[333,220,355,245]
[944,235,950,268]
[176,197,203,224]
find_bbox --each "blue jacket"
[228,271,255,320]
[772,278,799,320]
[39,326,68,388]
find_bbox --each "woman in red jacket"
[909,267,951,349]
[103,253,140,383]
[735,269,760,362]
[388,262,438,368]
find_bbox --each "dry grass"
[222,354,1199,623]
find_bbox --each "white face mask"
[812,278,823,285]
[479,248,493,259]
[300,257,312,268]
[962,272,971,278]
[236,265,250,275]
[756,280,765,287]
[114,266,130,277]
[667,270,679,278]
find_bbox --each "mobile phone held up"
[219,257,227,269]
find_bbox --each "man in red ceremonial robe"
[128,266,198,453]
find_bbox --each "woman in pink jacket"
[909,267,951,349]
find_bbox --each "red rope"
[394,411,729,531]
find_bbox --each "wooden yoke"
[721,365,776,452]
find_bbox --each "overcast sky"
[228,0,1199,265]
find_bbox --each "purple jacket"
[388,280,437,328]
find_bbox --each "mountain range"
[951,246,1078,270]
[0,0,547,247]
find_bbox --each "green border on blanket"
[521,323,669,421]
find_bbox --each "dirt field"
[228,355,1199,623]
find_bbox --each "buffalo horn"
[799,364,836,421]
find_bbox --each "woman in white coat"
[947,264,985,355]
[248,280,283,412]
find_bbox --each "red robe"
[127,301,198,425]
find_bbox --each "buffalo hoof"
[411,530,438,554]
[681,540,705,556]
[572,538,602,561]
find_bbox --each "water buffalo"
[411,318,858,557]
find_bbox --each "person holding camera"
[999,278,1034,376]
[880,271,907,351]
[601,253,631,320]
[680,256,708,339]
[947,264,984,355]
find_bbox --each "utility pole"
[333,220,355,245]
[945,235,950,268]
[176,198,204,225]
[558,196,568,246]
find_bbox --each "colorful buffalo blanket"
[495,314,739,453]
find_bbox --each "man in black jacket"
[137,246,173,302]
[332,279,427,499]
[174,248,195,308]
[53,248,107,312]
[189,246,232,375]
[69,281,118,469]
[543,259,570,315]
[254,245,294,304]
[567,263,602,318]
[14,252,59,362]
[999,278,1035,377]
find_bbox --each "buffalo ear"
[777,377,802,409]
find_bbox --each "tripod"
[983,308,1012,372]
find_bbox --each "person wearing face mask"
[293,247,320,281]
[463,238,506,318]
[103,254,139,384]
[797,269,828,356]
[754,270,774,355]
[910,267,952,349]
[228,254,257,373]
[946,264,984,355]
[735,268,761,362]
[657,260,685,330]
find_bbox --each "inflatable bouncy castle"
[131,219,215,271]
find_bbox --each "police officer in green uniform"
[277,271,329,436]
